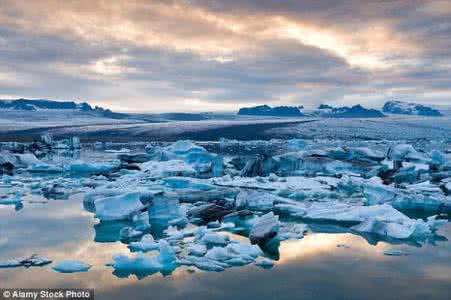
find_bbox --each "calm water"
[1,193,450,300]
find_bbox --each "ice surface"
[112,240,178,278]
[128,234,159,252]
[249,212,279,244]
[52,260,92,273]
[94,192,145,221]
[0,255,52,268]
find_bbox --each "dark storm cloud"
[0,0,450,111]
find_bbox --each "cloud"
[0,0,449,111]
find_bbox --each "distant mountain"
[317,104,333,110]
[382,101,442,116]
[320,104,385,118]
[0,98,128,119]
[237,105,304,117]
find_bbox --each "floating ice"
[128,234,159,252]
[141,160,196,178]
[383,249,409,256]
[67,161,119,174]
[0,255,52,268]
[249,212,279,245]
[52,260,92,273]
[94,192,145,221]
[200,232,230,246]
[112,240,178,278]
[255,257,274,268]
[28,164,64,173]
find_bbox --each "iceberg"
[66,161,119,174]
[200,232,230,246]
[112,240,178,278]
[255,257,274,268]
[141,160,196,178]
[188,244,207,256]
[28,164,64,173]
[128,234,159,252]
[235,191,277,211]
[52,260,92,273]
[383,249,409,256]
[0,255,52,268]
[94,192,145,221]
[249,212,279,245]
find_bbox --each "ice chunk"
[200,232,230,246]
[165,140,206,156]
[287,139,306,151]
[118,153,152,164]
[0,192,22,205]
[141,160,196,178]
[105,148,130,153]
[255,257,274,268]
[351,214,447,240]
[15,153,41,167]
[112,240,177,278]
[28,164,64,173]
[95,192,145,221]
[132,211,151,232]
[188,203,234,223]
[119,227,143,242]
[205,242,262,265]
[279,223,308,240]
[164,226,184,241]
[235,191,277,211]
[249,212,279,245]
[387,144,427,164]
[188,244,207,257]
[52,260,91,273]
[67,161,119,174]
[383,249,409,256]
[148,193,182,223]
[181,256,227,272]
[128,234,159,252]
[0,255,51,268]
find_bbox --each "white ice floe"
[94,192,145,221]
[249,212,279,244]
[112,240,177,277]
[28,164,64,173]
[66,161,119,174]
[255,257,274,268]
[0,255,52,268]
[128,234,159,252]
[188,244,207,257]
[200,232,230,246]
[52,260,92,273]
[141,160,196,178]
[383,249,409,256]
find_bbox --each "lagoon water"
[1,144,451,300]
[1,193,450,300]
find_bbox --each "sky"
[0,0,450,112]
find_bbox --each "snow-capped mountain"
[382,101,442,116]
[0,98,128,119]
[316,104,385,118]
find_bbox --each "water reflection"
[1,181,451,299]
